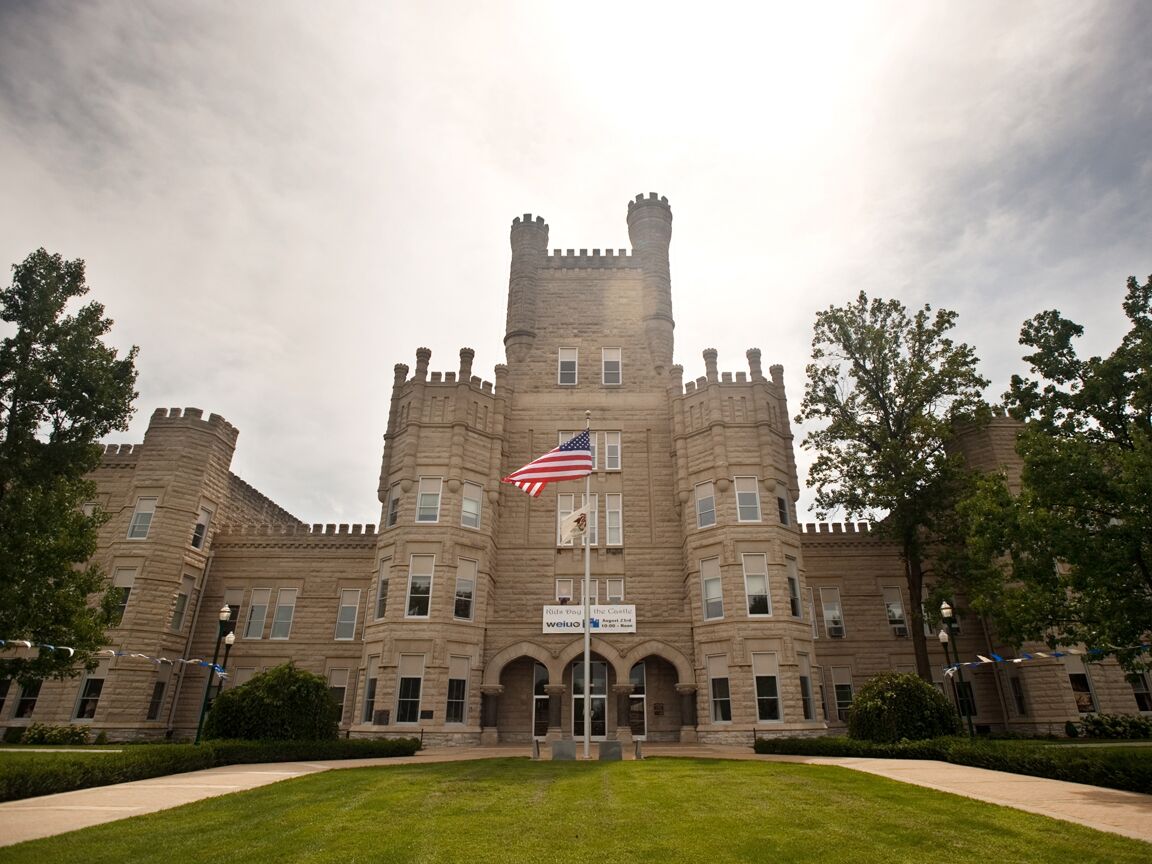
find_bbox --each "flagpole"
[583,410,592,760]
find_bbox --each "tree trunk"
[904,549,933,681]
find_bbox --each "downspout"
[166,551,215,738]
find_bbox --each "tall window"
[882,586,908,637]
[605,493,623,546]
[752,653,781,721]
[798,653,815,720]
[1065,655,1097,714]
[191,505,213,549]
[406,554,434,617]
[416,477,442,523]
[245,588,271,639]
[454,559,476,620]
[74,666,106,719]
[831,667,854,721]
[701,557,723,620]
[956,681,978,717]
[1129,672,1152,712]
[396,654,425,723]
[603,431,621,471]
[786,558,802,617]
[602,348,621,385]
[582,579,599,604]
[375,558,391,619]
[776,495,789,526]
[386,484,402,527]
[334,588,360,640]
[110,567,135,626]
[0,679,10,716]
[742,553,771,616]
[820,587,845,637]
[15,681,41,718]
[446,655,469,724]
[170,575,194,631]
[556,579,574,604]
[558,347,578,385]
[362,657,379,723]
[270,588,298,639]
[223,588,243,623]
[1010,677,1028,716]
[146,666,171,721]
[127,497,157,539]
[734,476,761,522]
[606,578,624,603]
[461,481,483,529]
[561,431,597,468]
[328,669,349,723]
[557,493,597,546]
[708,655,732,722]
[695,481,716,528]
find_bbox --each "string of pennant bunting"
[943,642,1151,678]
[0,639,229,677]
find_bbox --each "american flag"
[502,430,594,497]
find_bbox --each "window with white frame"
[14,681,40,718]
[786,558,802,618]
[362,657,379,723]
[74,663,107,720]
[582,579,599,605]
[606,578,624,603]
[798,653,815,720]
[416,477,442,523]
[127,497,157,539]
[734,476,761,522]
[807,587,819,638]
[245,588,271,639]
[269,588,298,639]
[558,347,578,385]
[557,493,597,546]
[820,587,845,637]
[334,588,360,640]
[454,559,476,620]
[695,481,716,528]
[742,553,771,616]
[461,481,483,529]
[406,554,434,617]
[328,669,349,722]
[701,557,723,620]
[386,484,402,527]
[831,666,854,721]
[446,655,469,724]
[1130,672,1152,713]
[882,586,908,637]
[605,493,623,546]
[1064,655,1097,714]
[396,654,425,723]
[752,652,781,722]
[708,655,732,722]
[556,578,574,604]
[223,588,243,624]
[602,348,621,385]
[776,495,789,526]
[603,431,621,470]
[375,558,391,619]
[191,505,213,549]
[560,430,597,468]
[170,575,194,631]
[110,567,135,626]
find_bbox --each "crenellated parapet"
[541,248,639,269]
[215,522,377,537]
[802,522,874,535]
[148,406,239,446]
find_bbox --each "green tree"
[847,670,960,742]
[0,249,138,682]
[203,663,340,741]
[962,276,1152,668]
[797,292,988,680]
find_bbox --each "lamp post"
[940,601,975,737]
[214,631,236,701]
[194,605,233,745]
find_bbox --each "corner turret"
[504,214,549,364]
[626,193,674,375]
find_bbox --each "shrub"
[2,726,25,744]
[1080,713,1152,739]
[1064,720,1080,738]
[21,724,91,745]
[202,663,339,741]
[846,671,960,742]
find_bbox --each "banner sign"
[542,604,636,634]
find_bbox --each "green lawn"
[1,757,1148,863]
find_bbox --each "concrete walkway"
[1,744,1149,847]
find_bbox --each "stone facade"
[2,195,1148,743]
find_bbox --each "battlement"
[670,348,783,395]
[511,214,548,229]
[102,443,142,457]
[216,522,377,538]
[626,191,672,212]
[542,248,638,269]
[802,522,874,535]
[148,406,239,443]
[407,347,498,393]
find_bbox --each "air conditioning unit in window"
[893,625,908,638]
[373,709,390,726]
[828,625,845,638]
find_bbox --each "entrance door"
[533,662,549,738]
[572,660,607,739]
[628,661,647,739]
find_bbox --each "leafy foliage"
[846,671,960,741]
[1078,713,1152,740]
[0,249,138,682]
[203,663,340,741]
[797,292,988,677]
[961,277,1152,667]
[20,723,92,745]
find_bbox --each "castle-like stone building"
[2,194,1148,743]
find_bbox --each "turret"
[504,214,549,364]
[626,193,674,375]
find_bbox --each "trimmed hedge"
[847,672,960,742]
[753,735,1152,795]
[204,663,339,741]
[0,737,421,802]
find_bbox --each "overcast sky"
[1,1,1149,525]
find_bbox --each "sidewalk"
[1,744,1149,847]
